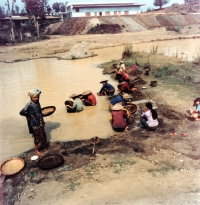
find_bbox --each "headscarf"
[28,88,41,97]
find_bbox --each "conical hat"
[82,90,91,95]
[70,93,79,98]
[100,80,108,83]
[112,103,123,110]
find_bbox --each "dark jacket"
[20,101,44,134]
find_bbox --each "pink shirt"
[122,73,130,81]
[141,110,158,127]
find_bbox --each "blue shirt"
[100,83,115,93]
[110,95,125,106]
[197,104,200,112]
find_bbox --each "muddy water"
[0,38,199,163]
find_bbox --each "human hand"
[30,115,35,119]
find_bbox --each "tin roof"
[68,2,145,8]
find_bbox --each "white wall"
[71,6,141,17]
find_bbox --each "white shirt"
[141,110,158,127]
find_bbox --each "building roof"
[0,16,61,21]
[68,2,145,8]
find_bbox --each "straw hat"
[82,90,91,96]
[112,103,124,110]
[70,93,80,98]
[100,80,108,83]
[122,93,129,99]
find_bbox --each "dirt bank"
[0,28,200,63]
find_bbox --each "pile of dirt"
[59,42,96,60]
[87,24,122,34]
[44,3,200,36]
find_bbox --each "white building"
[65,2,145,19]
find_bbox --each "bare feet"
[125,126,129,131]
[169,132,178,136]
[181,133,188,137]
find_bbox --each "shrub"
[122,43,133,58]
[150,45,158,54]
[166,25,181,33]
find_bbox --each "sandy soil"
[0,27,200,63]
[1,28,200,205]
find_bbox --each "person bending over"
[66,93,84,113]
[109,93,127,110]
[111,103,128,132]
[80,90,96,106]
[97,80,115,96]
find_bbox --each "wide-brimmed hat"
[122,93,129,99]
[82,90,91,96]
[70,93,80,98]
[120,60,124,64]
[100,80,108,83]
[112,103,123,110]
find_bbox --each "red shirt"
[87,93,96,105]
[120,82,131,92]
[122,73,130,81]
[112,110,127,128]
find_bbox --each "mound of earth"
[87,24,122,34]
[59,42,96,60]
[44,3,200,36]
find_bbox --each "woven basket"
[37,155,64,170]
[126,104,137,114]
[1,158,25,176]
[123,107,131,118]
[41,106,56,117]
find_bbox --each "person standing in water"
[19,88,47,157]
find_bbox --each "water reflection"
[0,38,199,163]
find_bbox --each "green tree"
[20,8,26,15]
[15,5,20,14]
[5,0,16,40]
[52,2,61,13]
[0,6,5,18]
[47,5,52,15]
[60,3,66,12]
[154,0,170,9]
[22,0,48,37]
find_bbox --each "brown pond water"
[0,38,199,164]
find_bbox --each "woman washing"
[111,103,129,131]
[140,102,159,130]
[65,93,84,113]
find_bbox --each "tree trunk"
[10,17,15,41]
[36,20,39,37]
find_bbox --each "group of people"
[65,90,97,113]
[19,61,160,156]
